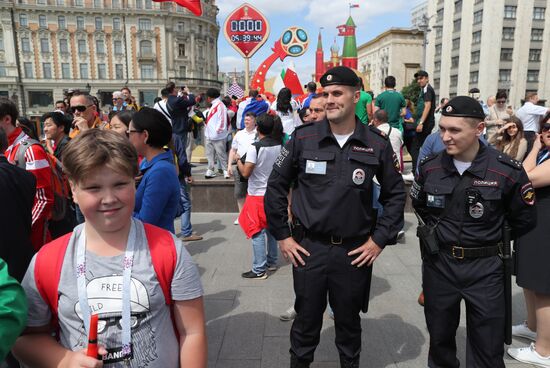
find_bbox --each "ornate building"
[0,0,220,116]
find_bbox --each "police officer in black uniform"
[411,96,537,368]
[265,66,406,368]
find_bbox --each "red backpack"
[34,223,179,338]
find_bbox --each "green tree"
[401,79,421,106]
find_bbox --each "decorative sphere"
[280,26,309,57]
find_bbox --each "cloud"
[217,0,310,19]
[218,55,247,73]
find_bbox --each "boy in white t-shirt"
[237,114,283,279]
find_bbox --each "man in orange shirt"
[68,93,104,138]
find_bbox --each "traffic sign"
[223,3,270,59]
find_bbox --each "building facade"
[0,0,220,116]
[426,0,550,108]
[411,1,428,28]
[357,28,423,95]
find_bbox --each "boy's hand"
[61,346,107,368]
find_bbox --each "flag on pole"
[272,68,286,95]
[227,79,244,99]
[350,4,360,8]
[337,25,354,36]
[283,62,304,96]
[152,0,202,16]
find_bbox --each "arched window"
[140,40,152,56]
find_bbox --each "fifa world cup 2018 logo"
[75,275,158,367]
[280,27,309,57]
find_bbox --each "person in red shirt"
[0,98,53,250]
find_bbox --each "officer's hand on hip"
[348,238,383,267]
[279,237,310,267]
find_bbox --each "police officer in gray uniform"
[265,66,406,368]
[411,96,536,367]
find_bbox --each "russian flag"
[350,3,359,8]
[153,0,202,16]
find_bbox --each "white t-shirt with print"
[245,142,282,196]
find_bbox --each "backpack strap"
[143,223,179,339]
[14,138,41,169]
[34,232,72,334]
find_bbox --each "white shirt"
[232,128,257,157]
[245,143,281,196]
[333,132,353,148]
[376,123,403,167]
[453,159,472,175]
[270,100,301,135]
[236,98,252,130]
[204,98,229,141]
[515,101,548,132]
[154,99,171,124]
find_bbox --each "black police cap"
[441,96,486,120]
[414,70,429,78]
[469,87,480,94]
[320,66,359,87]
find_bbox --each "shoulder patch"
[419,154,438,167]
[368,125,388,140]
[497,154,522,170]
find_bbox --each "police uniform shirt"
[411,144,536,245]
[265,118,406,247]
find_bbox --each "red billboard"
[223,3,270,58]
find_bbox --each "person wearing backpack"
[13,129,207,368]
[1,98,54,250]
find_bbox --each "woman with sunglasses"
[489,116,528,161]
[485,90,513,143]
[508,121,550,366]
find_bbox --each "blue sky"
[216,0,425,85]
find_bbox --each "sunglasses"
[496,100,506,104]
[542,123,550,132]
[69,104,92,113]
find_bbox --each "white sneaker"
[233,218,239,225]
[402,172,415,182]
[508,343,550,367]
[279,307,297,321]
[397,230,405,241]
[512,321,537,341]
[223,170,230,179]
[205,169,216,178]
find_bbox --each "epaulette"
[295,122,314,131]
[497,153,522,170]
[368,125,388,140]
[419,154,438,167]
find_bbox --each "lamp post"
[416,14,442,70]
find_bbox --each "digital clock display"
[230,20,264,33]
[230,34,264,43]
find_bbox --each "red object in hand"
[87,314,99,358]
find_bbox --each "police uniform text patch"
[410,180,422,200]
[392,152,400,172]
[472,180,499,187]
[521,182,535,206]
[352,146,374,154]
[275,147,290,168]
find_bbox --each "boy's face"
[71,166,135,235]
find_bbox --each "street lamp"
[416,14,442,70]
[85,83,91,93]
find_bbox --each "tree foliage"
[401,79,421,106]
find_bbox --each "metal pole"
[244,57,250,93]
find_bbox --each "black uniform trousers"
[290,235,372,364]
[423,252,505,368]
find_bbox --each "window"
[21,37,31,52]
[434,61,441,72]
[436,28,443,39]
[198,25,202,34]
[178,44,185,57]
[145,0,152,9]
[434,78,440,88]
[138,18,151,31]
[471,50,480,64]
[450,75,458,87]
[24,62,33,78]
[504,5,517,19]
[39,15,47,28]
[61,63,70,79]
[451,56,459,68]
[454,0,462,12]
[140,40,152,55]
[114,40,123,55]
[75,0,83,6]
[112,0,119,7]
[97,63,106,79]
[79,63,88,79]
[94,0,102,7]
[19,14,28,27]
[179,65,186,77]
[78,39,86,54]
[113,17,121,31]
[532,29,544,41]
[534,7,545,20]
[198,45,204,58]
[96,40,105,54]
[58,16,66,29]
[95,17,102,30]
[115,64,123,79]
[37,0,46,4]
[77,16,84,30]
[502,27,515,40]
[59,38,68,53]
[473,10,483,24]
[435,44,442,56]
[453,20,461,32]
[527,70,539,82]
[472,31,482,44]
[529,49,542,62]
[500,48,513,61]
[469,71,478,84]
[499,69,511,82]
[452,38,460,50]
[436,9,444,22]
[56,0,64,5]
[0,34,3,51]
[0,63,6,77]
[42,63,52,79]
[136,0,142,9]
[28,91,53,107]
[177,22,184,33]
[40,38,49,53]
[141,64,154,79]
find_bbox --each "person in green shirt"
[0,258,27,361]
[374,76,406,133]
[355,79,373,124]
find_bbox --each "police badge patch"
[352,169,365,185]
[410,180,422,200]
[521,182,535,205]
[392,152,400,172]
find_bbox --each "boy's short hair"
[0,98,19,126]
[244,112,256,118]
[62,129,139,184]
[0,127,8,152]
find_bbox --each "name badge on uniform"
[427,194,445,208]
[305,160,327,175]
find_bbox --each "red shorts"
[238,195,268,238]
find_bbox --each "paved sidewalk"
[179,213,536,367]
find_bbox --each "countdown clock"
[223,3,270,59]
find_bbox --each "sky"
[216,0,426,86]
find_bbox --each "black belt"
[440,244,501,259]
[304,232,369,246]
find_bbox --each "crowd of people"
[1,64,550,368]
